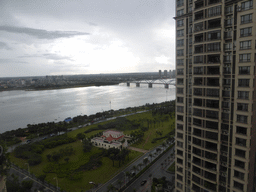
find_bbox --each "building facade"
[175,0,256,191]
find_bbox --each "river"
[0,82,176,133]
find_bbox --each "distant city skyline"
[0,0,176,77]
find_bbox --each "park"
[7,101,175,191]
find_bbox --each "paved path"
[128,146,149,154]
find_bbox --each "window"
[240,27,252,37]
[207,89,219,97]
[237,126,247,135]
[177,115,183,121]
[177,133,183,139]
[177,174,183,181]
[208,30,221,40]
[177,0,184,7]
[177,78,184,85]
[177,97,184,103]
[225,6,233,14]
[177,106,184,113]
[234,170,245,180]
[177,49,184,56]
[177,59,184,66]
[177,29,184,37]
[177,19,184,27]
[239,53,251,62]
[241,14,252,24]
[236,137,247,147]
[177,149,183,156]
[177,39,184,47]
[234,181,244,191]
[240,40,251,50]
[177,182,183,189]
[194,88,202,96]
[235,149,246,158]
[235,159,245,168]
[224,55,232,62]
[177,9,184,17]
[238,91,249,99]
[241,0,253,11]
[194,67,203,75]
[238,79,249,87]
[177,140,183,147]
[207,42,220,52]
[208,5,221,17]
[194,22,203,32]
[177,158,183,165]
[239,66,250,74]
[194,56,203,64]
[177,124,183,131]
[237,115,247,124]
[237,103,248,111]
[225,18,233,26]
[177,88,183,94]
[177,69,184,75]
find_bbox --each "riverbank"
[0,82,120,92]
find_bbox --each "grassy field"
[127,112,175,150]
[10,110,174,191]
[10,140,142,191]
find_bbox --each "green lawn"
[10,140,142,191]
[126,112,175,150]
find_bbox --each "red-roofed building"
[91,130,126,150]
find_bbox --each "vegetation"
[8,100,175,191]
[168,162,175,173]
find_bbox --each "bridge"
[126,78,176,88]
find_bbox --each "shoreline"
[0,82,120,92]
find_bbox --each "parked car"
[26,139,31,144]
[42,137,48,140]
[140,180,147,186]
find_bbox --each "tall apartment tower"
[175,0,256,191]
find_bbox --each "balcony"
[205,151,217,161]
[205,172,216,182]
[194,45,204,54]
[193,157,201,166]
[207,54,220,64]
[195,0,204,10]
[193,138,202,146]
[206,100,219,108]
[192,175,201,185]
[195,34,204,43]
[194,78,203,86]
[194,22,203,32]
[207,78,219,87]
[206,88,219,97]
[205,141,217,151]
[206,121,218,130]
[193,118,202,126]
[208,19,221,29]
[206,110,218,119]
[208,0,221,5]
[194,88,202,96]
[194,98,202,107]
[222,91,230,97]
[193,166,201,175]
[207,66,219,75]
[195,11,204,21]
[193,129,202,137]
[193,147,201,156]
[206,131,218,141]
[205,162,216,171]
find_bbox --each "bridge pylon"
[148,83,153,88]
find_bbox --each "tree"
[143,158,149,167]
[64,157,69,163]
[162,142,167,150]
[117,179,123,190]
[21,180,33,191]
[76,133,85,140]
[132,165,138,175]
[0,141,10,177]
[138,163,143,171]
[149,153,153,162]
[107,184,116,192]
[82,138,92,153]
[38,174,46,183]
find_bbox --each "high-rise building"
[175,0,256,191]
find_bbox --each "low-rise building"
[91,130,125,150]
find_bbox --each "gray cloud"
[0,42,11,50]
[0,25,90,39]
[18,53,74,61]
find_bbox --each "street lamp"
[54,177,58,191]
[25,163,30,175]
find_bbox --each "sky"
[0,0,176,77]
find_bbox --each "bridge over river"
[126,78,176,88]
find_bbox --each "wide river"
[0,82,176,133]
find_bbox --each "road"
[7,110,148,153]
[94,143,175,192]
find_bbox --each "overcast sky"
[0,0,176,77]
